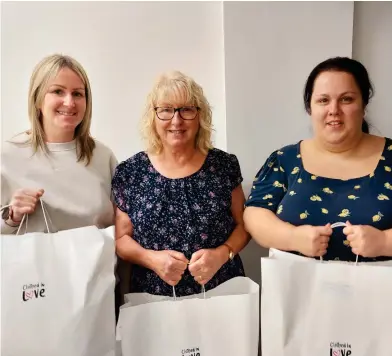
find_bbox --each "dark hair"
[303,57,374,134]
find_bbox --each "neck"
[44,130,75,143]
[161,145,198,165]
[314,133,365,157]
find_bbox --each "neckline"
[143,149,212,181]
[46,140,76,152]
[297,137,388,182]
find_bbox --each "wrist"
[216,245,230,264]
[144,249,160,272]
[287,225,298,252]
[382,230,392,256]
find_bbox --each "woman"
[1,54,117,235]
[112,71,250,296]
[244,57,392,262]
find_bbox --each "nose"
[171,110,183,124]
[63,94,75,107]
[328,100,339,116]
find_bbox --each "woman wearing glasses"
[112,71,250,296]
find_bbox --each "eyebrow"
[49,84,85,91]
[316,91,357,96]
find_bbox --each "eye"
[317,98,328,104]
[341,96,353,103]
[53,89,63,95]
[73,92,84,97]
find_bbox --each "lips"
[327,120,343,127]
[57,111,76,116]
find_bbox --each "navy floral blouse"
[112,148,245,296]
[245,137,392,262]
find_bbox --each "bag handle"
[1,200,51,235]
[320,222,359,265]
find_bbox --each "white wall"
[1,1,226,161]
[353,1,392,138]
[224,1,354,284]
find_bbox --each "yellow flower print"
[323,187,333,194]
[273,181,284,188]
[310,195,322,202]
[300,211,310,219]
[262,194,273,200]
[297,178,303,183]
[277,205,283,214]
[297,154,301,158]
[252,185,256,189]
[282,184,287,192]
[385,166,391,172]
[311,175,317,180]
[289,191,296,196]
[370,172,375,178]
[354,185,361,190]
[378,194,389,201]
[248,195,252,199]
[385,182,392,190]
[388,144,392,151]
[273,168,279,172]
[348,195,359,200]
[321,208,329,214]
[381,156,386,161]
[372,212,384,222]
[291,167,299,174]
[253,177,258,182]
[280,166,285,172]
[338,209,351,218]
[277,151,284,155]
[268,202,273,206]
[268,162,274,168]
[343,240,350,246]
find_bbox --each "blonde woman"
[1,54,117,234]
[112,71,250,296]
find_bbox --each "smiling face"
[310,70,365,146]
[40,67,86,141]
[154,88,200,151]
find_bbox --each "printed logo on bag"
[22,282,46,301]
[330,342,352,356]
[181,347,201,356]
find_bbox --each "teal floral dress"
[245,137,392,262]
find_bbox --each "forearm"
[244,207,296,251]
[1,219,19,235]
[116,234,157,271]
[384,229,392,256]
[222,223,250,255]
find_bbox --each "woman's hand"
[343,221,387,258]
[8,189,44,223]
[151,250,189,286]
[188,247,228,285]
[291,224,333,257]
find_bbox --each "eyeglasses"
[154,106,200,121]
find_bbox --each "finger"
[20,189,42,198]
[188,263,202,276]
[169,250,189,263]
[37,189,45,197]
[346,233,355,242]
[317,225,332,235]
[346,220,352,226]
[169,259,188,271]
[319,236,330,244]
[351,247,360,256]
[189,249,204,264]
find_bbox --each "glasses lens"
[156,107,174,120]
[179,107,198,120]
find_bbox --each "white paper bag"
[261,251,392,356]
[117,276,259,356]
[1,224,116,356]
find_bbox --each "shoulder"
[92,139,117,161]
[113,151,148,177]
[208,148,240,166]
[384,137,392,160]
[2,132,33,160]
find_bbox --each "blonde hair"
[140,70,214,154]
[27,54,95,164]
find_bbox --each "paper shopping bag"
[118,276,259,356]
[1,225,116,356]
[261,253,392,356]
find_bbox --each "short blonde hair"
[140,71,214,154]
[28,54,95,164]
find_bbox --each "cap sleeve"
[245,150,288,213]
[228,153,243,190]
[111,161,133,213]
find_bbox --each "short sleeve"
[245,151,288,213]
[228,154,243,190]
[111,161,132,213]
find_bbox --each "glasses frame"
[154,106,200,121]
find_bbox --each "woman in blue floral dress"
[112,71,250,296]
[244,57,392,262]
